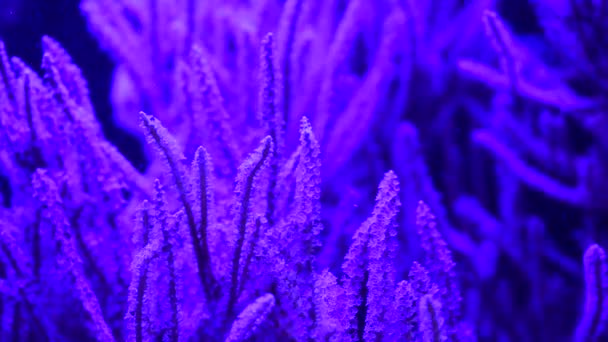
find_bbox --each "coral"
[0,0,607,341]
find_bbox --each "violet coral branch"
[293,116,322,264]
[191,146,216,275]
[276,0,306,128]
[342,171,400,341]
[184,47,241,179]
[225,293,275,342]
[419,292,447,342]
[272,116,322,341]
[481,10,521,93]
[125,199,159,342]
[574,244,608,342]
[320,6,407,178]
[226,136,273,319]
[416,200,462,341]
[32,170,115,342]
[140,111,216,301]
[0,222,60,341]
[153,180,182,342]
[389,262,435,341]
[259,33,284,225]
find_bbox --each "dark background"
[0,0,144,170]
[0,0,540,172]
[0,0,540,132]
[0,1,593,340]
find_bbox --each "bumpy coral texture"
[0,0,607,341]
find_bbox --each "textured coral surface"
[0,0,607,341]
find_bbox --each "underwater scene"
[0,0,607,341]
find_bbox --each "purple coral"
[0,0,605,341]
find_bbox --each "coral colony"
[1,0,608,341]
